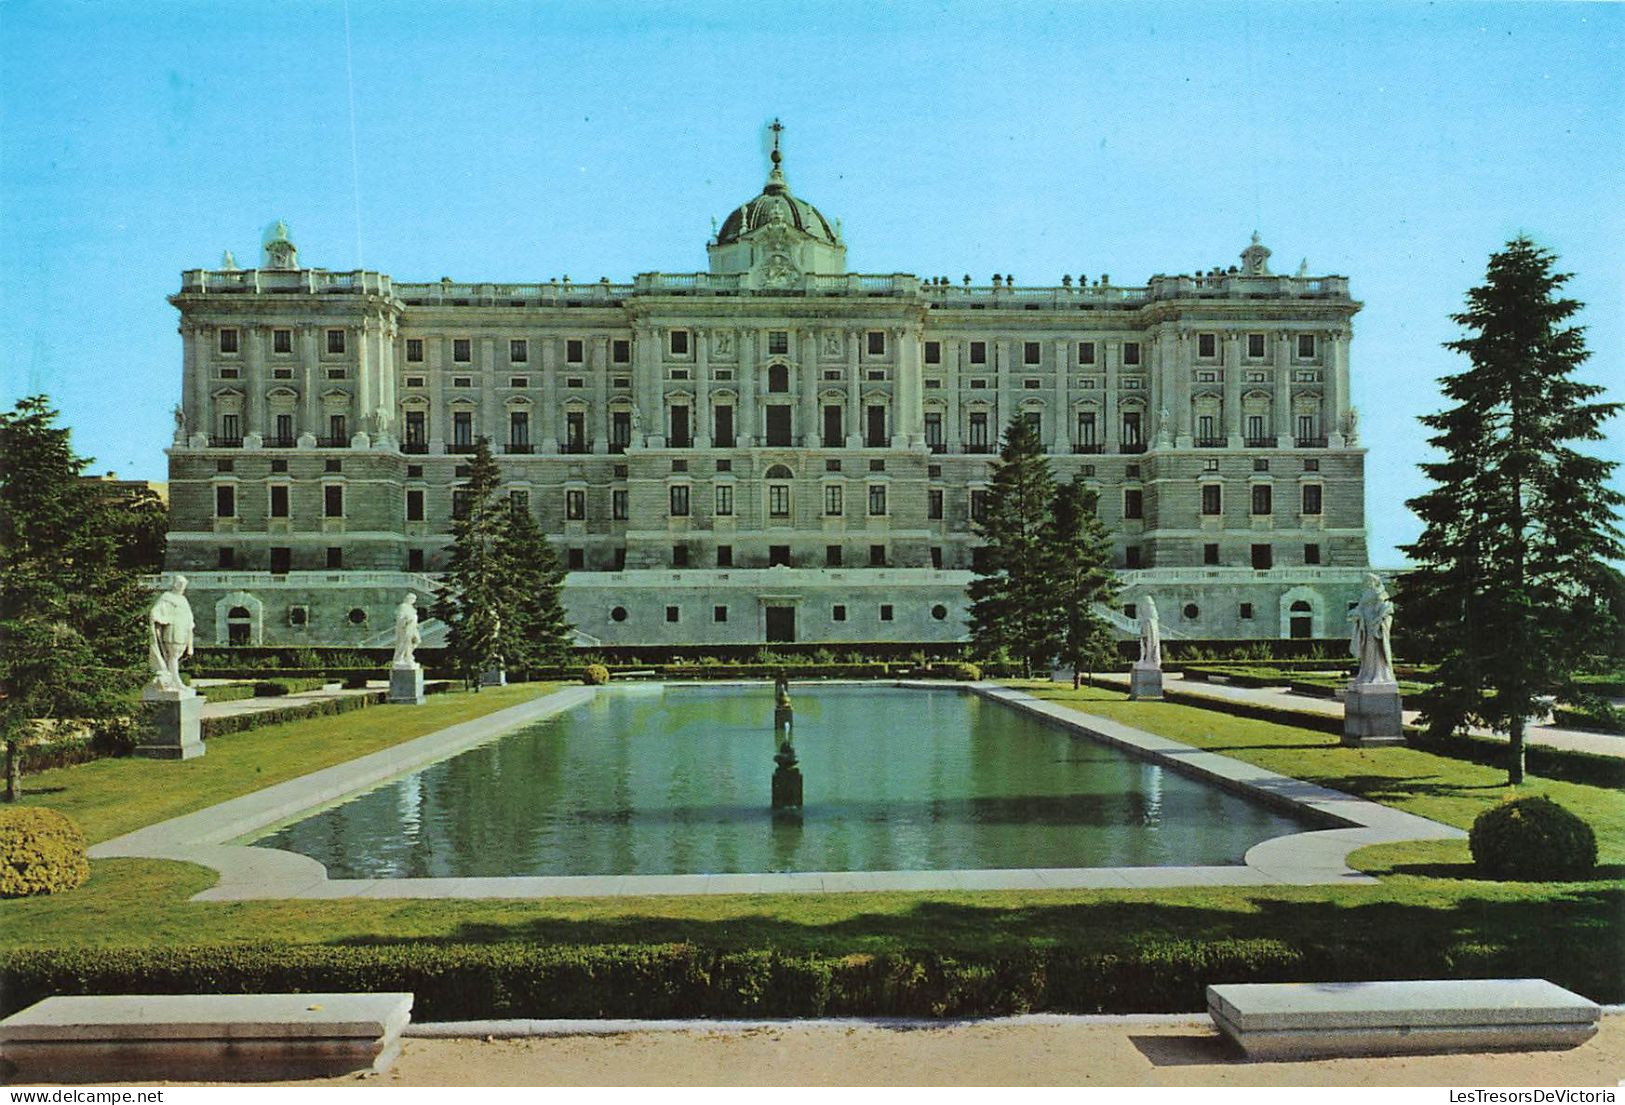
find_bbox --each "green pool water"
[254,684,1316,878]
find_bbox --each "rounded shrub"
[944,662,982,681]
[582,664,610,686]
[0,807,90,898]
[1468,795,1597,881]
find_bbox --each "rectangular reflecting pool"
[253,684,1318,878]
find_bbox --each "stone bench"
[0,993,412,1083]
[1208,979,1600,1060]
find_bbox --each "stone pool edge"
[87,680,1463,900]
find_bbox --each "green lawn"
[2,678,1620,1007]
[11,682,561,844]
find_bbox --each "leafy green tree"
[0,397,150,799]
[492,497,574,675]
[968,415,1063,676]
[1402,238,1623,783]
[433,437,507,687]
[1049,477,1120,688]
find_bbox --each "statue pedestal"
[1129,663,1164,701]
[479,668,507,688]
[1342,681,1406,746]
[137,685,204,760]
[388,664,425,705]
[772,765,803,810]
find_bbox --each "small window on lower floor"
[832,605,847,622]
[1182,603,1199,620]
[672,545,689,568]
[1123,603,1137,621]
[1239,602,1254,620]
[217,546,235,569]
[1304,543,1322,565]
[665,605,680,623]
[880,604,894,621]
[326,547,343,569]
[714,605,728,623]
[1204,543,1220,565]
[717,545,733,567]
[568,548,585,570]
[931,604,948,620]
[288,605,308,627]
[611,606,628,622]
[407,549,424,570]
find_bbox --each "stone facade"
[163,134,1371,647]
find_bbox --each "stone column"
[946,339,962,450]
[1103,339,1120,450]
[1274,331,1293,447]
[799,329,818,446]
[695,330,712,449]
[1223,329,1243,446]
[243,325,268,444]
[591,335,609,453]
[478,337,498,447]
[300,325,321,445]
[845,329,862,448]
[1052,338,1069,452]
[428,336,447,454]
[539,337,559,453]
[1328,328,1350,447]
[895,326,923,446]
[738,329,757,447]
[182,323,207,444]
[996,339,1013,443]
[633,326,660,446]
[1173,330,1193,447]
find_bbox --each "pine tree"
[0,397,150,799]
[1401,238,1624,783]
[1049,477,1120,689]
[968,415,1063,676]
[492,498,574,675]
[433,437,508,687]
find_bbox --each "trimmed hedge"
[250,677,332,698]
[3,930,1616,1020]
[200,690,385,740]
[0,808,90,898]
[582,664,609,686]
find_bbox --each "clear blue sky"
[3,0,1621,564]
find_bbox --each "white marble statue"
[148,576,196,693]
[392,593,422,668]
[1153,408,1173,447]
[1137,597,1162,669]
[1348,573,1396,685]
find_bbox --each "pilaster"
[591,335,609,454]
[1052,338,1069,452]
[1223,329,1243,446]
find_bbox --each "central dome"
[714,145,840,247]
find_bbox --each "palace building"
[162,131,1370,649]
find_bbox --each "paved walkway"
[1087,672,1625,760]
[291,1013,1625,1087]
[194,679,384,723]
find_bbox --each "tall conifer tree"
[433,437,507,687]
[1049,478,1120,688]
[1402,238,1623,783]
[0,397,150,798]
[968,415,1063,676]
[492,498,574,675]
